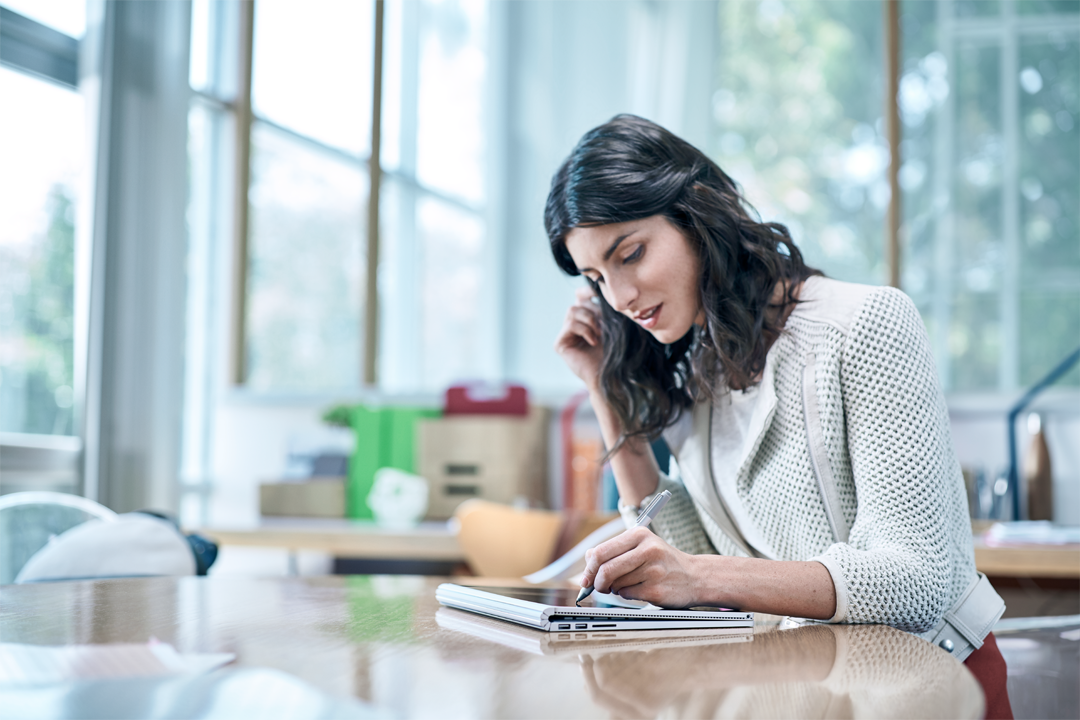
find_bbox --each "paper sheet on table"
[984,521,1080,546]
[523,516,626,584]
[0,641,234,685]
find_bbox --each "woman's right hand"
[554,286,604,391]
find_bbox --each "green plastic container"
[346,405,441,519]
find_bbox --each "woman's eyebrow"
[577,230,639,273]
[603,231,638,261]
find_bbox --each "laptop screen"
[464,585,652,608]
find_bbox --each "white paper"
[523,516,625,583]
[0,641,234,685]
[985,521,1080,546]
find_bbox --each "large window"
[0,4,84,437]
[187,0,492,397]
[903,0,1079,393]
[713,1,890,285]
[713,0,1079,394]
[245,0,374,392]
[379,0,490,392]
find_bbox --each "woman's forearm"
[588,387,659,507]
[691,555,837,620]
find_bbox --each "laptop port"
[558,624,570,630]
[575,624,587,629]
[592,624,615,628]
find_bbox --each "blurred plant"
[321,404,355,428]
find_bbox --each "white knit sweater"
[621,277,978,634]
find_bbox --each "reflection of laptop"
[436,607,754,655]
[435,583,754,632]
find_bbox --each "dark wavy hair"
[545,114,819,443]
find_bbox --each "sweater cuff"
[809,553,849,623]
[617,500,640,529]
[617,480,667,529]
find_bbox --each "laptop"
[435,583,754,632]
[436,606,754,655]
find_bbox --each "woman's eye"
[623,246,643,264]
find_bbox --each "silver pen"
[575,489,672,606]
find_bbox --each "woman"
[546,115,1009,713]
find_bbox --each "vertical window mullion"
[364,0,385,386]
[229,0,255,386]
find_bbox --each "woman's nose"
[606,279,638,314]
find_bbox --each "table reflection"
[439,608,984,720]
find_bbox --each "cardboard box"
[418,407,549,518]
[260,479,345,518]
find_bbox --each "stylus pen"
[575,489,672,606]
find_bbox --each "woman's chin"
[648,327,680,345]
[645,319,698,345]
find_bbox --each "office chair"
[0,491,118,584]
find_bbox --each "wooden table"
[0,576,985,719]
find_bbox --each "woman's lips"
[634,304,662,329]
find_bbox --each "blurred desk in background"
[973,539,1080,578]
[196,518,466,575]
[971,525,1080,618]
[195,519,1080,581]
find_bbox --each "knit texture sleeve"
[618,473,718,556]
[811,287,955,633]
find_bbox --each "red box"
[445,384,528,416]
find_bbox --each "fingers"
[575,286,598,304]
[581,527,653,590]
[555,306,602,351]
[555,320,598,351]
[573,288,602,319]
[608,564,657,595]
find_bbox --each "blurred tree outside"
[712,0,888,285]
[1015,32,1079,389]
[713,0,1079,393]
[0,185,76,435]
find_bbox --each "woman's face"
[564,215,703,345]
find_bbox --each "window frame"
[0,6,83,493]
[0,6,79,89]
[209,0,494,395]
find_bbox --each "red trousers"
[964,632,1013,720]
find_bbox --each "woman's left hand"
[581,527,702,608]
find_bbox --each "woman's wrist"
[687,556,837,618]
[687,554,733,608]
